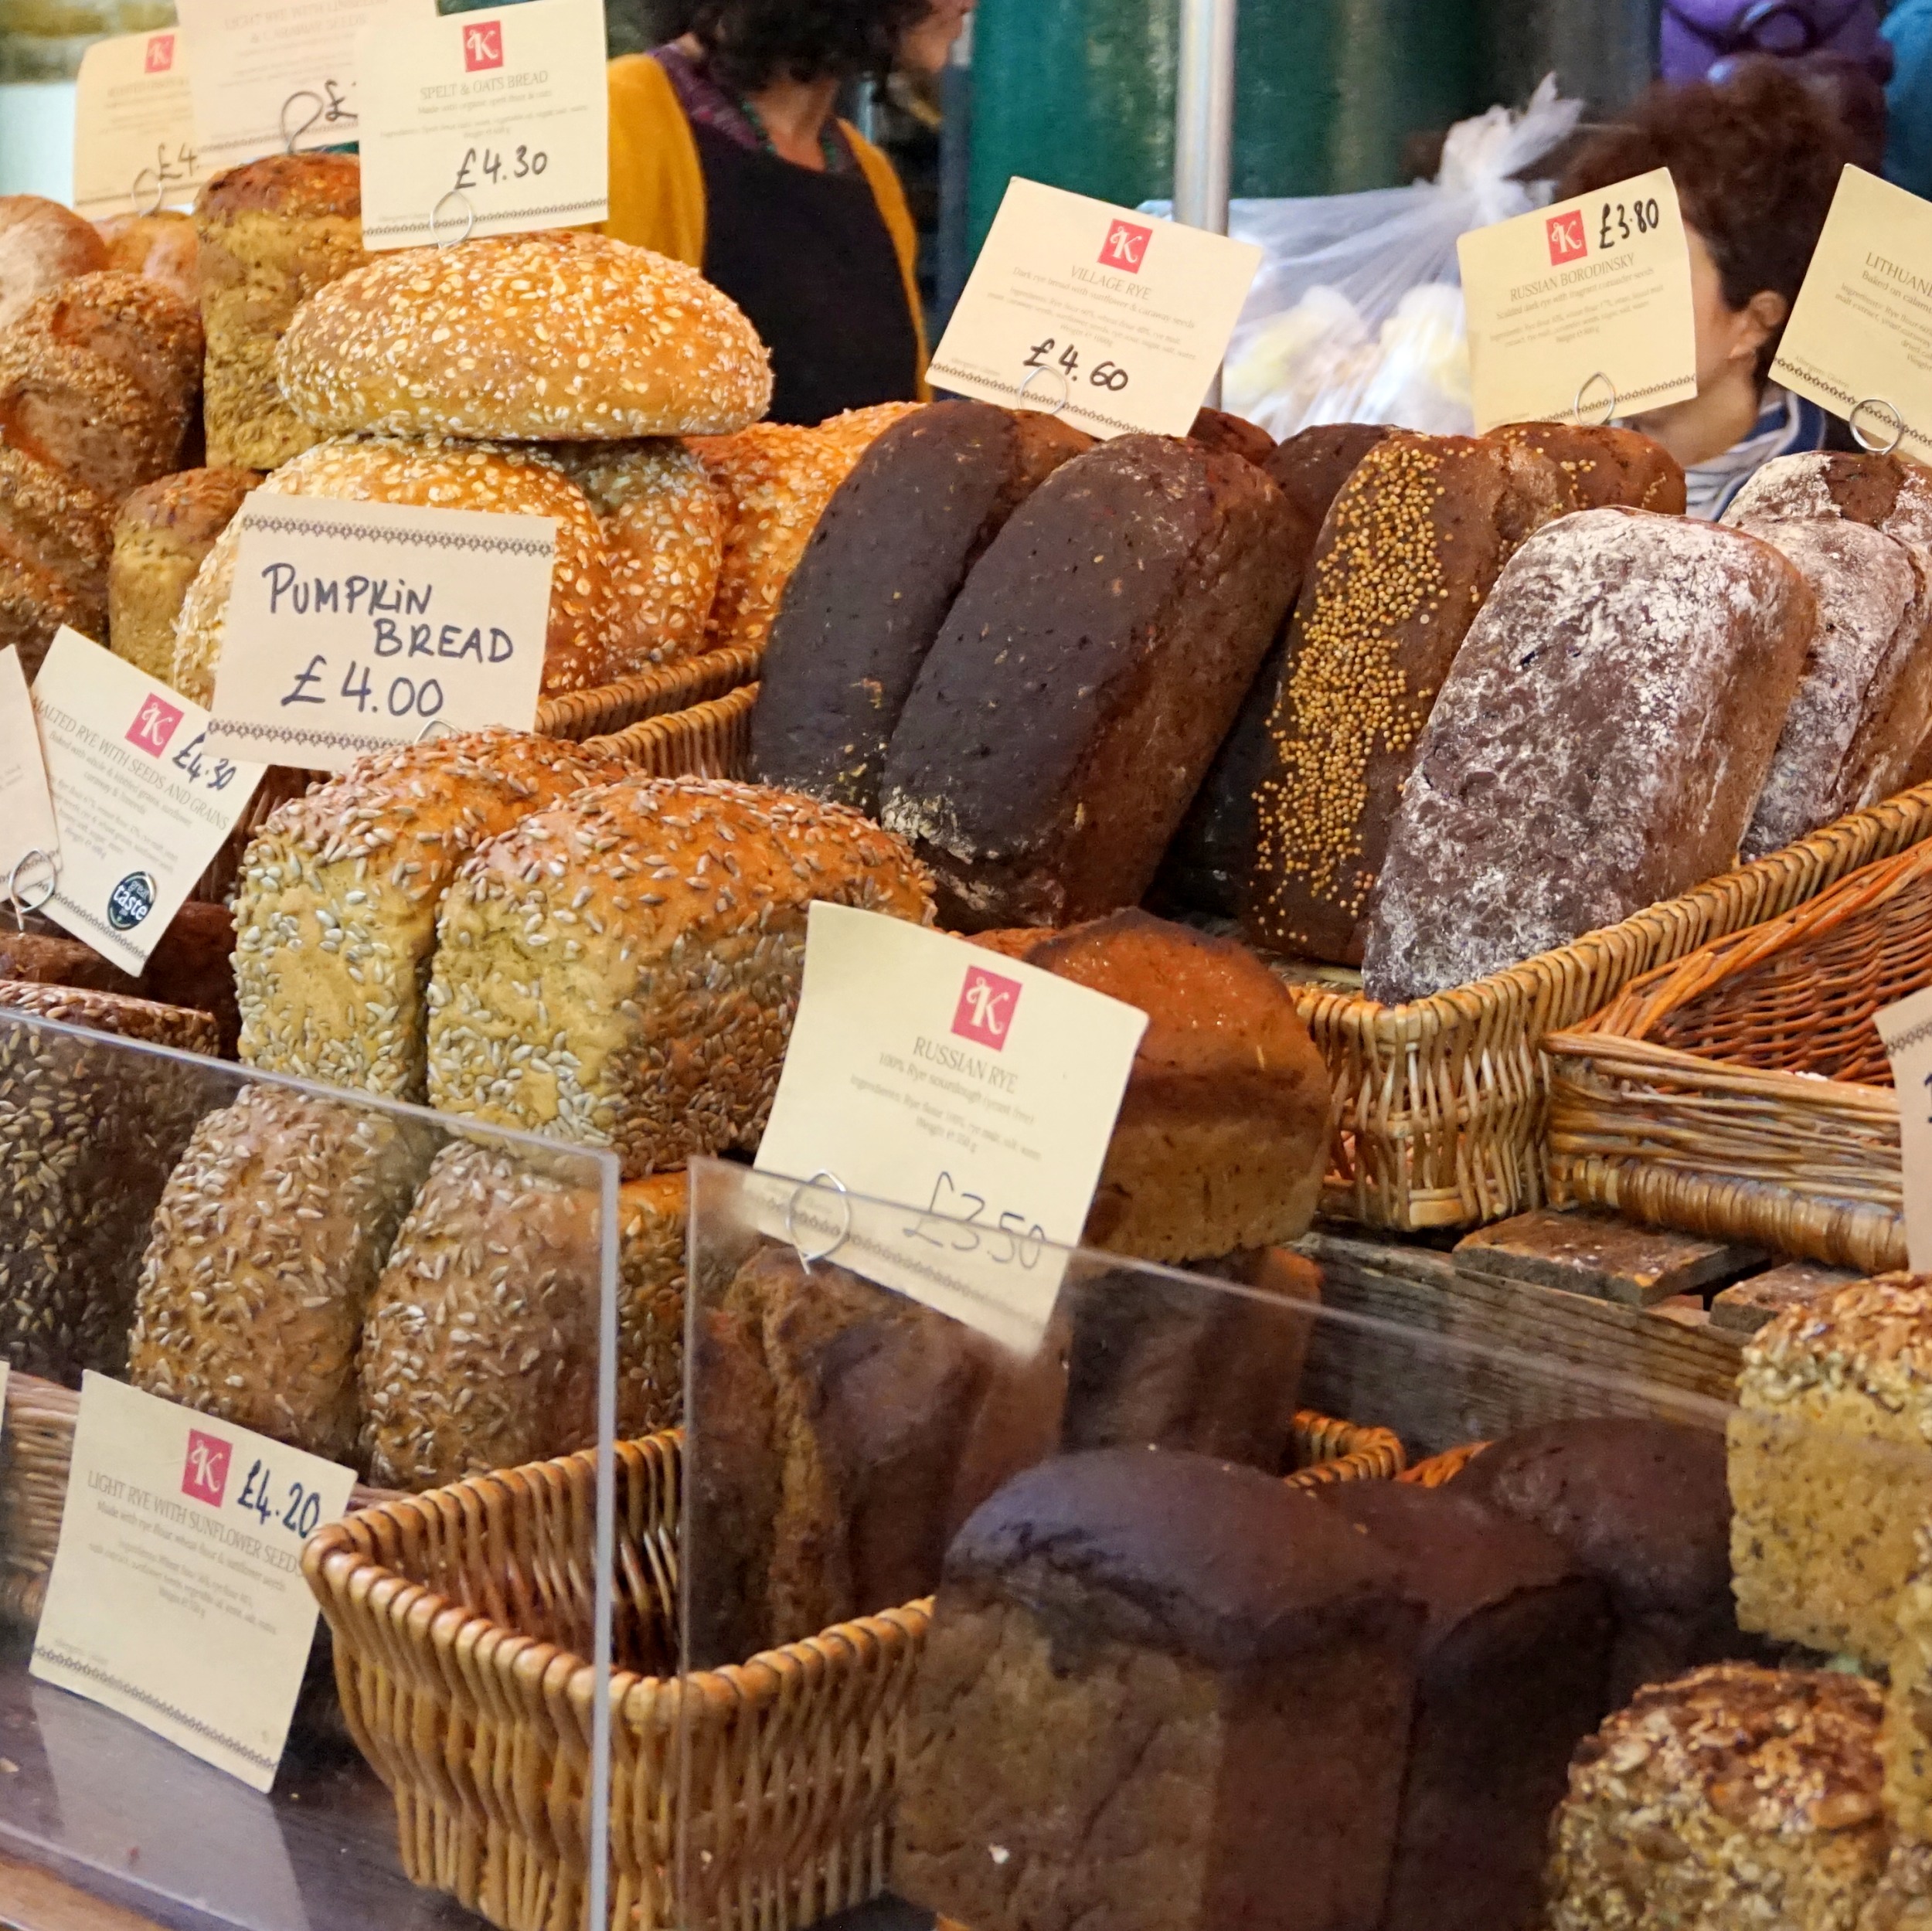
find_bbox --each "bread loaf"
[1189,404,1275,465]
[277,232,771,441]
[0,196,107,328]
[236,729,632,1099]
[751,400,1093,813]
[139,899,240,1056]
[108,467,255,685]
[1362,508,1815,1004]
[171,434,619,705]
[0,931,129,992]
[0,445,114,672]
[95,210,199,308]
[1486,419,1686,513]
[426,777,934,1174]
[0,270,202,501]
[194,155,366,471]
[882,435,1304,930]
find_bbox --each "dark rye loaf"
[750,400,1091,814]
[880,434,1301,930]
[1361,508,1815,1005]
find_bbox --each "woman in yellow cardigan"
[606,0,967,424]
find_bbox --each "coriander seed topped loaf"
[236,729,633,1100]
[426,777,934,1174]
[277,232,773,441]
[1485,419,1686,514]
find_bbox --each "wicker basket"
[302,1411,1406,1931]
[1398,1441,1488,1487]
[1285,782,1932,1234]
[1543,838,1932,1273]
[587,682,757,780]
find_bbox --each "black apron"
[692,121,922,427]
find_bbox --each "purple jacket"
[1661,0,1894,83]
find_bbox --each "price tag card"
[206,497,556,771]
[32,628,264,974]
[355,0,610,249]
[1772,165,1932,459]
[1457,167,1697,433]
[753,903,1147,1351]
[31,1375,356,1791]
[0,646,59,901]
[1879,984,1932,1270]
[72,30,203,219]
[928,178,1263,440]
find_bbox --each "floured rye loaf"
[753,401,1092,813]
[881,434,1301,930]
[893,1447,1424,1931]
[235,730,632,1099]
[1724,452,1932,858]
[1362,508,1815,1005]
[426,777,934,1175]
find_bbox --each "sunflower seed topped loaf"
[128,1083,430,1464]
[751,399,1093,814]
[1724,452,1932,858]
[235,729,632,1100]
[425,777,934,1174]
[1361,508,1815,1005]
[170,434,619,705]
[195,154,366,471]
[277,231,772,440]
[108,467,257,686]
[1730,1274,1932,1665]
[0,195,107,328]
[1882,1521,1932,1843]
[0,445,114,671]
[1546,1665,1888,1931]
[882,434,1304,931]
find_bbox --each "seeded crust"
[277,232,772,442]
[1730,1274,1932,1665]
[94,210,199,308]
[235,729,632,1100]
[109,467,257,686]
[426,776,935,1175]
[0,984,216,1382]
[127,1084,430,1464]
[0,195,107,329]
[1486,420,1686,514]
[1883,1521,1932,1844]
[170,434,618,705]
[549,439,724,671]
[1546,1664,1888,1931]
[0,444,114,672]
[193,155,365,471]
[357,1146,687,1489]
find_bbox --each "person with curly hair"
[1557,58,1857,516]
[604,0,968,424]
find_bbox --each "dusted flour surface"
[1361,507,1814,1005]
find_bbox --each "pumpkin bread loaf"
[108,466,257,685]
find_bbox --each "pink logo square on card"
[1099,219,1152,274]
[1546,209,1587,265]
[144,32,175,73]
[463,20,505,70]
[126,693,182,756]
[182,1430,231,1507]
[953,965,1021,1051]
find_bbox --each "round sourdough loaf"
[0,195,107,328]
[277,231,773,440]
[170,433,620,704]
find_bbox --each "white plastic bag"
[1208,76,1584,440]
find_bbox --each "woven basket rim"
[1546,1026,1904,1117]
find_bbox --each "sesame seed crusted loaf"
[1360,507,1816,1005]
[752,399,1094,814]
[1546,1664,1888,1931]
[424,776,934,1174]
[881,433,1303,931]
[127,1083,431,1464]
[277,232,773,442]
[0,444,114,675]
[170,434,619,706]
[235,729,633,1100]
[0,195,107,329]
[194,154,366,471]
[109,467,257,686]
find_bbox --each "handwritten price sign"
[72,31,206,218]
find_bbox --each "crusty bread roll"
[0,446,114,671]
[235,729,633,1099]
[277,232,773,442]
[109,466,256,685]
[95,210,199,308]
[195,154,365,471]
[0,195,107,328]
[0,270,202,501]
[171,434,620,704]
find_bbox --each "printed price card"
[0,646,59,906]
[32,1375,355,1791]
[355,0,610,249]
[1458,166,1697,433]
[753,903,1147,1351]
[73,30,204,219]
[205,497,556,772]
[1773,165,1932,460]
[929,178,1263,440]
[32,628,264,974]
[1879,984,1932,1270]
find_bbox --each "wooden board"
[1454,1209,1765,1307]
[1712,1260,1862,1334]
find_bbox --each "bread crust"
[110,466,256,685]
[0,445,114,671]
[0,195,107,328]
